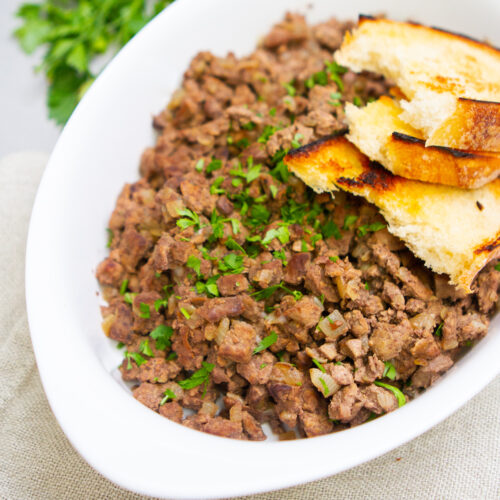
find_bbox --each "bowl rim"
[25,0,500,498]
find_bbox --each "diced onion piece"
[101,314,115,336]
[215,317,230,345]
[166,199,185,218]
[305,347,328,363]
[309,368,340,398]
[409,312,436,331]
[199,401,218,417]
[271,362,303,386]
[318,310,349,340]
[265,311,287,324]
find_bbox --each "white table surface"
[0,0,60,158]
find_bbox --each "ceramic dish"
[25,0,500,497]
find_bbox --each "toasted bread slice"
[335,16,500,151]
[346,96,500,188]
[284,135,500,291]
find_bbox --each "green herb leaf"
[119,279,129,295]
[178,361,214,390]
[206,158,223,173]
[150,325,173,350]
[187,255,202,277]
[358,222,386,237]
[383,361,397,380]
[262,225,290,246]
[343,214,358,230]
[312,358,326,373]
[329,256,339,263]
[180,307,191,319]
[253,331,278,354]
[218,253,244,274]
[322,220,342,240]
[195,159,205,172]
[160,388,177,405]
[106,228,114,248]
[434,323,444,338]
[125,351,147,370]
[374,381,406,407]
[138,302,150,319]
[494,263,500,271]
[139,339,154,357]
[283,81,296,96]
[319,377,329,396]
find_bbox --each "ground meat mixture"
[97,13,500,441]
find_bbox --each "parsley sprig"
[14,0,175,124]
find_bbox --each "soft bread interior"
[335,17,500,151]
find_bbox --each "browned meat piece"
[434,274,467,301]
[362,384,399,414]
[312,18,345,49]
[353,355,385,384]
[216,195,234,216]
[96,257,124,287]
[476,266,500,313]
[344,310,370,337]
[180,175,216,215]
[396,267,433,300]
[268,383,302,428]
[249,260,283,288]
[108,303,134,343]
[328,383,365,423]
[137,358,182,383]
[118,227,150,272]
[236,351,275,385]
[300,411,334,437]
[217,274,249,295]
[406,298,426,315]
[457,313,489,342]
[132,383,164,411]
[382,281,405,310]
[151,233,174,271]
[282,295,323,329]
[304,264,339,302]
[339,338,367,359]
[410,334,441,360]
[442,307,459,351]
[183,414,243,439]
[197,297,244,322]
[370,243,400,276]
[159,401,184,423]
[369,320,412,361]
[219,320,257,363]
[242,411,266,440]
[262,12,308,48]
[170,240,195,265]
[411,354,454,388]
[326,363,354,385]
[284,253,311,285]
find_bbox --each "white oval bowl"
[25,0,500,498]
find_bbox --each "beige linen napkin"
[0,152,498,500]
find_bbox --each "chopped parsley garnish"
[116,342,125,349]
[187,255,202,277]
[138,302,150,319]
[236,138,250,149]
[206,158,223,174]
[154,298,168,312]
[291,133,303,149]
[383,361,397,380]
[495,263,500,271]
[260,363,268,369]
[273,249,288,265]
[210,177,225,195]
[119,279,129,295]
[343,214,358,230]
[195,276,219,297]
[434,323,444,338]
[305,70,328,89]
[252,281,301,301]
[283,81,296,96]
[106,228,113,248]
[176,208,203,231]
[328,92,342,106]
[322,220,342,240]
[123,292,137,304]
[195,159,205,172]
[374,381,406,407]
[312,358,326,373]
[160,388,177,406]
[329,256,339,263]
[241,121,256,131]
[262,224,290,245]
[364,282,370,290]
[318,377,329,396]
[178,361,214,390]
[218,253,244,274]
[166,352,178,361]
[253,331,278,354]
[325,60,348,92]
[139,339,153,357]
[180,307,191,319]
[125,351,146,370]
[270,185,278,198]
[150,325,173,350]
[225,237,246,254]
[358,222,386,236]
[269,107,277,116]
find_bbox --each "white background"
[0,0,60,158]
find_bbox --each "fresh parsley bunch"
[14,0,175,125]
